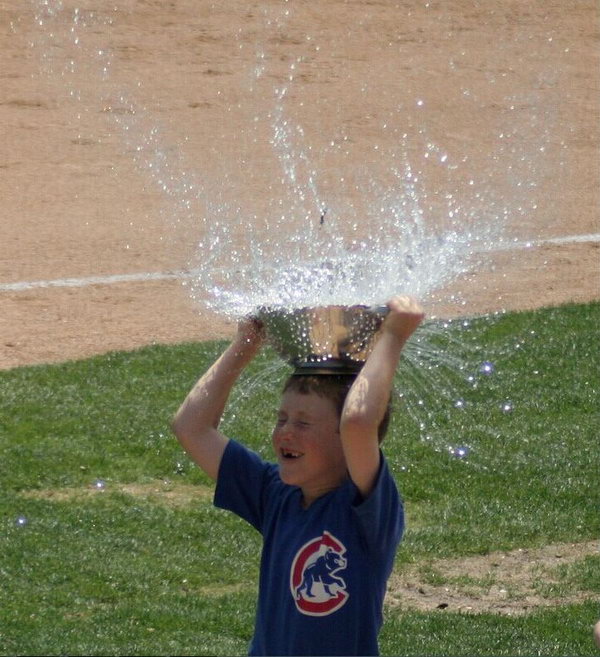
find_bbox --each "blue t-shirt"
[214,440,404,656]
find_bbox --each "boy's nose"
[275,421,295,440]
[276,422,292,436]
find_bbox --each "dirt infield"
[386,540,599,615]
[1,0,598,370]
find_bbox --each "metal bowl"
[256,305,389,375]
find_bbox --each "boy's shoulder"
[220,439,281,483]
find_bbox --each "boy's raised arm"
[171,320,264,481]
[340,296,424,498]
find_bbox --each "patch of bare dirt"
[386,540,599,615]
[19,480,214,508]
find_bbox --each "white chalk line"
[1,233,598,293]
[0,270,194,292]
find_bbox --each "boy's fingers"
[387,295,424,316]
[383,296,425,340]
[238,317,265,344]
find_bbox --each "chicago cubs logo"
[290,531,349,616]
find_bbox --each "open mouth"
[281,449,303,460]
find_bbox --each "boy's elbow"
[340,412,378,437]
[171,416,185,447]
[171,412,194,446]
[341,400,390,441]
[171,414,181,436]
[171,412,213,451]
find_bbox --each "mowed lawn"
[1,302,598,656]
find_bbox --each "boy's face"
[272,390,347,505]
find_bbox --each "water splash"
[26,0,544,321]
[185,128,510,318]
[180,10,540,319]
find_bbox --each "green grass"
[1,301,598,655]
[533,555,600,599]
[379,601,599,656]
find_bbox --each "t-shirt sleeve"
[352,453,404,562]
[213,439,277,533]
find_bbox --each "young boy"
[172,296,424,656]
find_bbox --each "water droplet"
[479,361,495,375]
[451,446,470,459]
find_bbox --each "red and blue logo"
[290,531,349,616]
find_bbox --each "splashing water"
[26,0,543,321]
[177,6,543,319]
[186,58,510,317]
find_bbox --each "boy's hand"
[236,317,265,351]
[382,295,425,343]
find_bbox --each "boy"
[172,296,424,655]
